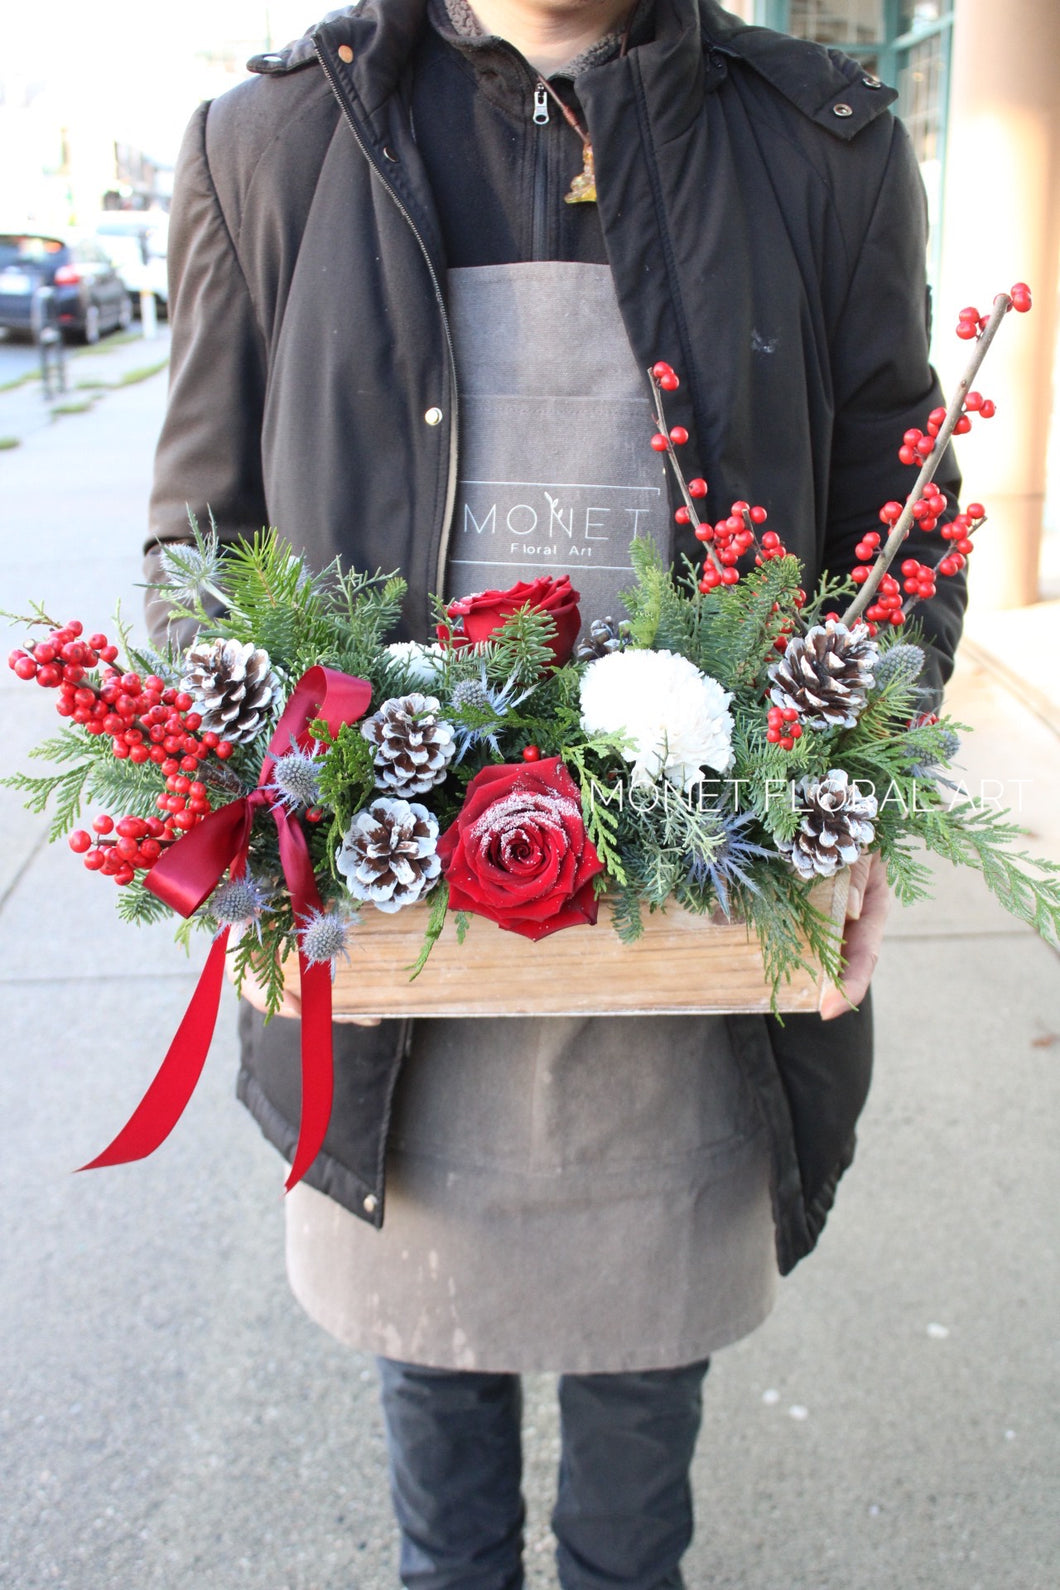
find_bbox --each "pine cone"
[769,622,878,731]
[575,616,632,663]
[336,797,441,913]
[361,693,456,795]
[181,639,283,743]
[780,769,878,880]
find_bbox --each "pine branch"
[406,881,449,980]
[919,803,1060,945]
[115,878,176,926]
[484,606,558,683]
[2,765,91,839]
[619,536,694,654]
[315,722,377,834]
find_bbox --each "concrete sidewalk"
[0,323,170,449]
[0,369,1056,1590]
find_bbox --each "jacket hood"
[247,0,896,139]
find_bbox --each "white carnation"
[385,641,446,686]
[579,648,734,790]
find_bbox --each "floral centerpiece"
[6,282,1058,1188]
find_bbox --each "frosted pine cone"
[361,693,456,796]
[769,622,878,731]
[181,638,283,743]
[574,616,632,663]
[336,797,441,913]
[779,769,878,880]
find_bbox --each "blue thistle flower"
[298,906,357,975]
[270,746,323,811]
[208,873,273,935]
[686,808,775,919]
[873,643,925,693]
[448,665,535,760]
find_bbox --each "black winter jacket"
[148,0,963,1275]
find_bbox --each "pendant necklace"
[535,76,597,205]
[535,12,636,206]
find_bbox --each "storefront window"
[787,1,886,46]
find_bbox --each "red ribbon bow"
[79,665,372,1191]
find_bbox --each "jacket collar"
[248,0,896,138]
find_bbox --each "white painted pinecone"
[361,693,456,796]
[780,769,878,880]
[769,622,878,731]
[336,797,441,913]
[181,638,283,743]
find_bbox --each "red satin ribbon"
[79,665,372,1190]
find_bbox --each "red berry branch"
[7,618,239,887]
[647,362,791,591]
[839,284,1032,628]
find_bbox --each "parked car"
[0,233,132,343]
[93,213,169,315]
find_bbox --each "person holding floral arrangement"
[141,0,968,1584]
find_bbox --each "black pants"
[377,1356,711,1590]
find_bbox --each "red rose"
[441,576,581,668]
[437,757,604,940]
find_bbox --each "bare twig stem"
[646,373,726,578]
[839,293,1013,627]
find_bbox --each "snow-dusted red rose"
[437,756,604,940]
[441,576,581,669]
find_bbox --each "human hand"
[228,955,381,1027]
[819,851,890,1021]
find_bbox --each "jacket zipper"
[314,38,460,631]
[531,85,550,262]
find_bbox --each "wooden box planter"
[307,872,849,1020]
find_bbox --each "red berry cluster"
[69,812,173,887]
[955,305,990,341]
[769,596,804,654]
[9,618,236,888]
[897,396,993,466]
[898,558,937,603]
[9,620,117,685]
[766,705,802,753]
[651,360,681,393]
[847,536,904,630]
[936,501,984,578]
[696,503,787,593]
[956,283,1031,340]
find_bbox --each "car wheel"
[117,295,133,332]
[81,303,101,345]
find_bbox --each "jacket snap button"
[862,74,883,88]
[424,407,444,426]
[337,44,354,63]
[832,102,854,117]
[363,1193,378,1213]
[383,145,399,162]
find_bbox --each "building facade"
[730,0,1060,608]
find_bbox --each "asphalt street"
[0,350,1057,1589]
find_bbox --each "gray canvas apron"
[286,265,777,1373]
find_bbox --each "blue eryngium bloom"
[685,807,775,919]
[449,666,535,760]
[298,906,357,975]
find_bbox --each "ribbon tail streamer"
[77,930,231,1172]
[285,953,335,1192]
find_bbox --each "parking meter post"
[140,289,158,339]
[33,286,66,400]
